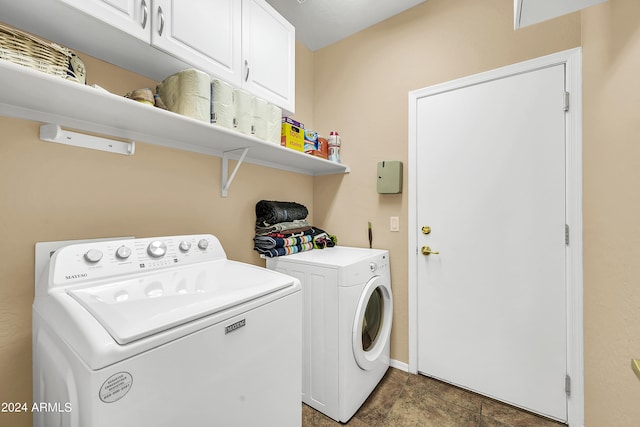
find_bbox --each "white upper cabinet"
[0,0,294,112]
[514,0,607,29]
[151,0,242,86]
[242,0,296,113]
[59,0,150,42]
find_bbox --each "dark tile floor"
[302,368,566,427]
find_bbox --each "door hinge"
[565,374,571,396]
[564,92,570,112]
[565,224,570,246]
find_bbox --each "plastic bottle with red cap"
[328,131,341,163]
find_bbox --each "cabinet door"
[514,0,607,28]
[151,0,241,85]
[242,0,295,113]
[61,0,150,41]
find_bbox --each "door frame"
[407,48,584,426]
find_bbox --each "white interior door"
[415,64,568,421]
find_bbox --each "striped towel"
[254,235,313,250]
[257,242,314,258]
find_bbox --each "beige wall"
[582,0,640,424]
[311,0,640,424]
[2,0,639,425]
[312,0,581,366]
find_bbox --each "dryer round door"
[352,275,393,370]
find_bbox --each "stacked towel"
[256,200,309,227]
[253,200,337,258]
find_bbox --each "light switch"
[390,216,399,232]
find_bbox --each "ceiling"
[265,0,428,51]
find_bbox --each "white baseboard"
[390,359,409,372]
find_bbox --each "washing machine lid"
[66,260,293,345]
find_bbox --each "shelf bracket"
[40,124,135,155]
[221,147,249,197]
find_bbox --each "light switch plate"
[390,216,399,232]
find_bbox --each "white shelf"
[0,60,350,176]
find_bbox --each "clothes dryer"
[267,246,393,422]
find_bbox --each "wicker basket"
[0,22,81,83]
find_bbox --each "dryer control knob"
[370,262,377,272]
[179,241,192,252]
[147,240,167,258]
[115,245,132,260]
[198,239,209,250]
[84,249,103,263]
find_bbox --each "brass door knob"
[421,226,431,234]
[421,246,440,256]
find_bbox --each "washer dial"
[147,240,167,258]
[115,245,132,260]
[84,249,103,263]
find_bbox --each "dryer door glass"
[362,287,383,351]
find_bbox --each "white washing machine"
[33,234,302,427]
[266,246,393,423]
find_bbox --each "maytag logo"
[225,319,246,334]
[65,273,88,280]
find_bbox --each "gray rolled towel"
[255,200,308,227]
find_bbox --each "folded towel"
[255,219,311,236]
[257,242,314,258]
[263,227,315,239]
[313,232,337,249]
[256,200,309,227]
[157,68,210,122]
[254,234,313,250]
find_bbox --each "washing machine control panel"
[369,255,389,274]
[50,234,227,288]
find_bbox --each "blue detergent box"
[304,130,318,151]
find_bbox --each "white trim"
[407,48,584,427]
[390,359,409,372]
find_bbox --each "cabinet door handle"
[157,6,165,36]
[141,0,148,29]
[244,59,250,82]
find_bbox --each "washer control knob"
[197,239,209,250]
[147,240,167,258]
[115,245,132,260]
[179,241,192,252]
[84,249,103,263]
[369,262,377,272]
